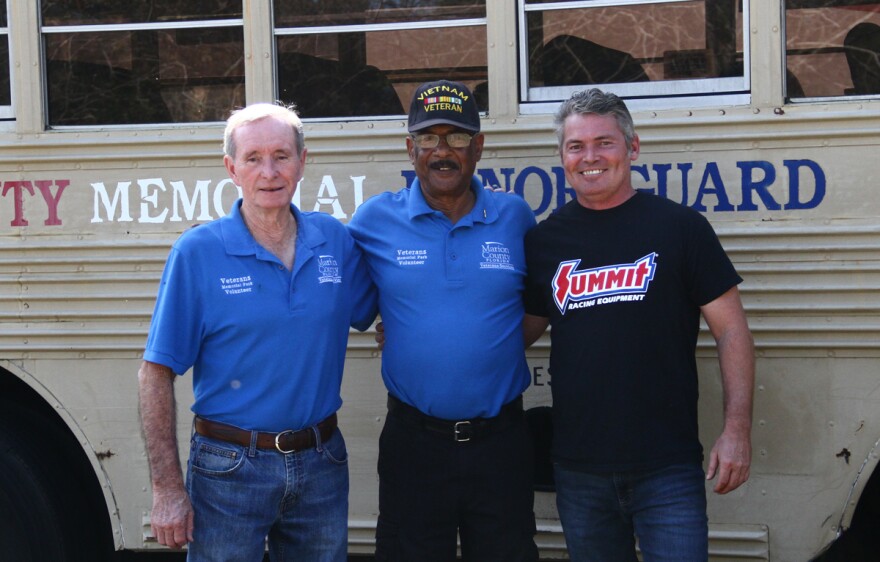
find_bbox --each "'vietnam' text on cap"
[407,80,480,134]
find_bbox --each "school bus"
[1,1,878,561]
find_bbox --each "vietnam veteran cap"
[407,80,480,133]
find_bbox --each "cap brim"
[409,117,480,134]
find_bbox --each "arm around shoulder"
[523,313,549,348]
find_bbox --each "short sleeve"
[143,244,204,374]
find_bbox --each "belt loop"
[247,430,258,457]
[312,424,324,453]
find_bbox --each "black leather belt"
[194,413,337,453]
[387,394,522,442]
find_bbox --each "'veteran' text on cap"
[407,80,480,133]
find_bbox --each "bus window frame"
[516,0,752,110]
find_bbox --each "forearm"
[717,325,755,436]
[138,361,185,492]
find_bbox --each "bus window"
[0,0,10,118]
[40,0,244,126]
[785,1,880,100]
[274,1,487,119]
[519,0,748,106]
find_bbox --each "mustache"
[429,160,460,170]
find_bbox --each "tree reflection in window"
[41,1,244,125]
[785,0,880,98]
[274,1,488,119]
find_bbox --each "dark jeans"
[375,400,539,562]
[554,461,709,562]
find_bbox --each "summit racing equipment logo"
[552,253,658,313]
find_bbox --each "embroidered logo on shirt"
[219,275,254,295]
[318,255,342,284]
[552,253,657,313]
[396,249,428,266]
[479,241,514,271]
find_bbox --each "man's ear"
[472,132,485,162]
[405,136,416,165]
[223,154,238,183]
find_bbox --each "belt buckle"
[275,429,297,453]
[454,420,472,442]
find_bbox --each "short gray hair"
[223,103,304,159]
[554,89,635,152]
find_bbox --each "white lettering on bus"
[91,181,133,223]
[91,179,243,224]
[310,175,366,219]
[3,161,826,229]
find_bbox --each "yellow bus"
[1,1,878,561]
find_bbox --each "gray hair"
[223,103,305,159]
[553,89,635,152]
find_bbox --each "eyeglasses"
[411,132,473,149]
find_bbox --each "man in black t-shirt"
[524,89,754,562]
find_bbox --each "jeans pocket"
[190,436,246,476]
[320,429,348,465]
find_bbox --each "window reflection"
[44,28,244,125]
[41,0,242,26]
[785,1,880,98]
[0,38,9,107]
[1,0,8,108]
[274,0,484,26]
[275,2,488,118]
[525,1,743,89]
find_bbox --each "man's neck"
[422,185,476,225]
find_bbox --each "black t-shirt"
[525,192,741,472]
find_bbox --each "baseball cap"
[407,80,480,133]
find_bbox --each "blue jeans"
[554,462,708,562]
[185,427,349,562]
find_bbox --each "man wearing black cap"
[348,80,539,562]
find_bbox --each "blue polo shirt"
[144,200,377,432]
[348,177,535,420]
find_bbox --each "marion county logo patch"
[552,253,658,313]
[317,255,342,284]
[480,241,514,270]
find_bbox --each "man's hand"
[150,487,194,548]
[706,428,751,494]
[375,321,385,350]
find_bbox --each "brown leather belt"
[194,413,337,453]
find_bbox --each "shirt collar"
[407,176,499,225]
[221,199,325,257]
